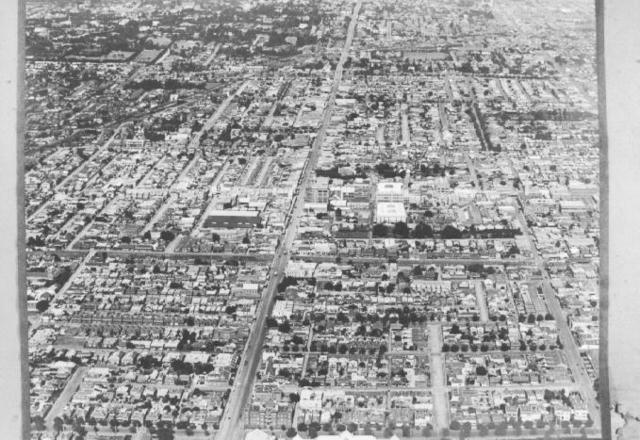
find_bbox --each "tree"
[278,276,298,292]
[476,365,488,375]
[383,427,394,438]
[347,422,358,433]
[412,222,434,238]
[441,225,463,239]
[393,222,410,238]
[160,230,175,242]
[35,299,50,313]
[372,223,390,237]
[156,421,175,440]
[286,427,297,438]
[450,421,461,431]
[211,233,221,242]
[32,416,46,431]
[494,425,507,436]
[53,417,63,433]
[514,424,522,436]
[411,265,424,277]
[298,422,308,432]
[277,321,292,334]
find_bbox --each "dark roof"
[203,214,260,229]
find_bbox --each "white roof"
[207,209,260,217]
[377,181,403,193]
[376,202,406,216]
[245,429,271,440]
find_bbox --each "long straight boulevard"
[214,2,362,438]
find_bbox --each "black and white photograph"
[3,0,638,438]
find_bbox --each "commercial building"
[202,210,261,229]
[376,202,407,224]
[376,181,406,203]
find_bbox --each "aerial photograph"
[23,0,601,439]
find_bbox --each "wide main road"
[215,2,362,439]
[506,144,600,428]
[428,323,448,435]
[515,200,601,429]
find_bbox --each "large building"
[375,202,407,224]
[306,177,330,203]
[243,401,293,429]
[202,210,261,229]
[376,181,406,203]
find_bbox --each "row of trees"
[266,317,292,333]
[44,415,182,439]
[124,79,205,91]
[373,222,431,239]
[449,417,594,437]
[294,420,421,438]
[372,222,521,239]
[373,222,462,239]
[308,306,437,328]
